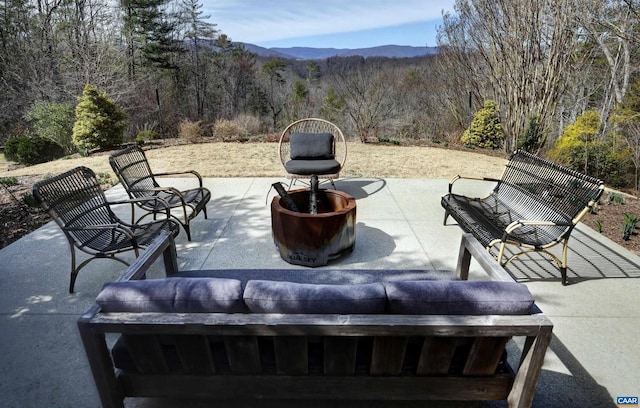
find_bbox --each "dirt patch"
[0,175,51,249]
[582,192,640,254]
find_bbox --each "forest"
[1,0,640,190]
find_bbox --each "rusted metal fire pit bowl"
[271,188,356,267]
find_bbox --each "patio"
[0,177,639,407]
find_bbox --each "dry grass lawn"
[1,142,508,180]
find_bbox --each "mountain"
[235,43,437,60]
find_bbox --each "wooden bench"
[78,232,553,408]
[441,150,604,285]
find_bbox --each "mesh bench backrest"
[495,150,603,223]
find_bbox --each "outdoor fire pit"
[271,188,356,267]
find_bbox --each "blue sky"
[202,0,456,49]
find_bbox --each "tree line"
[1,0,640,189]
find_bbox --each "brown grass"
[0,142,508,180]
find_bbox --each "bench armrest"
[456,233,514,282]
[119,231,178,282]
[448,175,500,195]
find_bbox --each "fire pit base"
[271,189,356,267]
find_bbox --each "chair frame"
[32,166,179,293]
[278,118,347,188]
[109,145,211,241]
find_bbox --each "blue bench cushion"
[289,132,334,159]
[96,278,245,313]
[385,280,534,315]
[244,280,386,314]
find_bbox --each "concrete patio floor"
[0,177,639,407]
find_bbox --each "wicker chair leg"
[560,267,568,286]
[69,274,78,294]
[69,244,78,293]
[183,221,192,241]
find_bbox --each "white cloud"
[204,0,455,44]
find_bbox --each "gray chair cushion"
[244,280,386,314]
[385,280,534,315]
[284,158,341,175]
[96,278,245,313]
[289,132,334,159]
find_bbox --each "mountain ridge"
[236,43,437,60]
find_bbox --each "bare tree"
[580,0,640,123]
[329,60,397,142]
[439,0,581,152]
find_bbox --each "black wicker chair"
[278,118,347,189]
[109,145,211,241]
[33,166,180,293]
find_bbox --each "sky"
[201,0,457,49]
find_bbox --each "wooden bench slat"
[224,336,261,374]
[123,334,169,374]
[174,335,215,375]
[118,374,513,400]
[324,337,357,375]
[370,336,408,375]
[463,337,510,376]
[417,337,458,375]
[274,336,308,375]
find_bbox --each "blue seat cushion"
[289,132,334,159]
[385,280,534,315]
[244,280,386,314]
[284,159,341,175]
[96,278,245,313]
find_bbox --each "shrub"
[4,137,21,162]
[548,110,631,186]
[461,100,504,149]
[25,100,76,154]
[212,119,243,140]
[178,119,203,143]
[518,115,546,153]
[548,110,601,169]
[0,176,18,186]
[73,84,128,150]
[233,113,263,135]
[134,122,160,143]
[3,136,65,165]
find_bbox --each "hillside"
[236,43,437,60]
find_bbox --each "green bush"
[461,100,504,149]
[549,111,631,186]
[518,115,546,153]
[25,100,76,154]
[73,84,128,150]
[4,137,21,162]
[3,136,65,165]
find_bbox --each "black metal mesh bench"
[441,150,604,285]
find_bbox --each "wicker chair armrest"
[126,186,188,207]
[448,175,500,194]
[109,196,172,218]
[64,223,136,240]
[153,170,203,186]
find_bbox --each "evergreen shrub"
[461,100,503,149]
[4,136,64,165]
[73,84,128,150]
